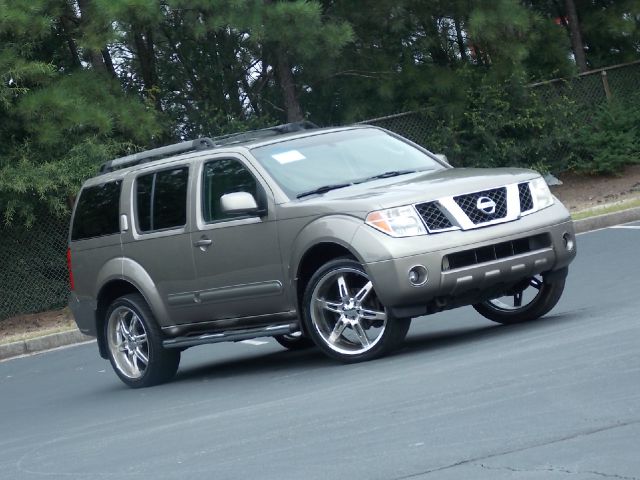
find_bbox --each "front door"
[188,155,291,327]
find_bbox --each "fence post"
[601,71,612,102]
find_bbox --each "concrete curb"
[0,330,94,361]
[573,206,640,233]
[1,206,639,362]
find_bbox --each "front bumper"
[361,209,576,316]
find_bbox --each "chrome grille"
[453,187,507,225]
[518,182,534,212]
[415,202,453,231]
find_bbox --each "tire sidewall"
[104,293,176,388]
[473,270,567,324]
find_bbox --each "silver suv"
[68,123,576,387]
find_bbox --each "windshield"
[250,128,445,198]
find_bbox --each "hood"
[277,167,540,219]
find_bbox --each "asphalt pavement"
[1,222,639,479]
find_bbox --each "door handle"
[194,237,213,250]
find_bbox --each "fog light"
[408,265,428,286]
[563,232,575,252]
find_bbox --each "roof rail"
[99,138,215,174]
[211,121,318,147]
[98,121,319,174]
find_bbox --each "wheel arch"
[95,280,141,359]
[295,242,359,333]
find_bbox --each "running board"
[162,323,298,349]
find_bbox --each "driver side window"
[202,158,259,223]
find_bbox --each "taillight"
[66,247,75,291]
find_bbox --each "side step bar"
[162,323,298,349]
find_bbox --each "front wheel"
[302,258,410,363]
[473,268,567,324]
[105,294,180,388]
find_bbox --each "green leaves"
[0,0,638,224]
[0,1,163,225]
[571,94,640,175]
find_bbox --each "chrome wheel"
[107,306,149,380]
[310,266,387,356]
[473,268,567,325]
[486,276,544,311]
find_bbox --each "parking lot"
[1,223,639,480]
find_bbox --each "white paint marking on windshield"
[272,150,306,164]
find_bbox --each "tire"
[274,331,315,351]
[104,293,180,388]
[302,258,411,363]
[473,268,568,325]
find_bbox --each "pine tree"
[0,0,162,225]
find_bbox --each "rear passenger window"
[136,167,188,233]
[71,181,122,241]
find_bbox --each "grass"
[1,324,77,345]
[571,197,640,221]
[0,307,77,346]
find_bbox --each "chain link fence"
[531,60,640,107]
[361,60,640,169]
[0,215,70,320]
[1,60,639,321]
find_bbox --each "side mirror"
[220,192,260,216]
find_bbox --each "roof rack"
[98,121,319,175]
[210,120,318,147]
[99,138,215,174]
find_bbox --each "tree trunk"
[133,28,162,111]
[59,2,82,69]
[564,0,588,72]
[76,0,117,77]
[454,17,467,63]
[274,48,303,123]
[213,30,244,118]
[422,18,449,66]
[263,0,303,122]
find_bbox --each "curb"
[0,330,94,361]
[573,206,640,233]
[1,207,640,362]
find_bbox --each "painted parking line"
[240,339,269,346]
[609,225,640,230]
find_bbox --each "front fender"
[289,214,365,279]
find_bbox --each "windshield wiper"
[355,169,418,184]
[296,182,352,199]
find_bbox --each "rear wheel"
[302,258,410,363]
[473,268,567,324]
[105,293,180,388]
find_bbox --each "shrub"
[570,94,640,175]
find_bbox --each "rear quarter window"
[71,180,122,241]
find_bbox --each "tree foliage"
[0,0,639,224]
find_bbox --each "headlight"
[530,177,554,210]
[365,206,427,237]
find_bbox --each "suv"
[68,123,576,387]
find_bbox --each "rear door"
[121,165,198,326]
